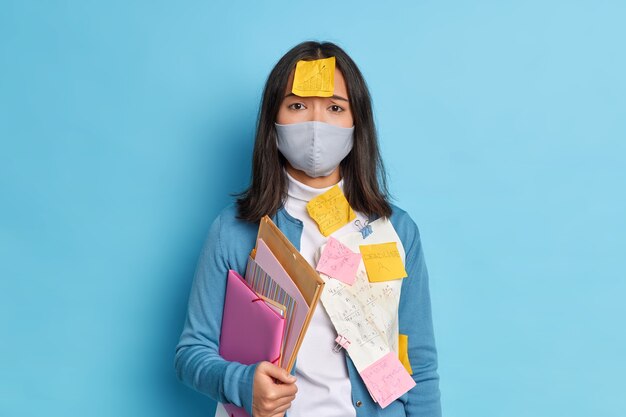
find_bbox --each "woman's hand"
[251,361,298,417]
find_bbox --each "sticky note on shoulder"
[292,56,335,97]
[359,242,407,282]
[306,185,356,236]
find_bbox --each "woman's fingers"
[259,361,296,384]
[254,387,297,413]
[271,394,296,409]
[269,401,294,417]
[274,380,298,398]
[252,361,298,417]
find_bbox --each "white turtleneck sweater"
[283,170,367,417]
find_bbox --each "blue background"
[1,1,625,416]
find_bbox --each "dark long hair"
[236,41,392,222]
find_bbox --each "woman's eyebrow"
[284,93,349,102]
[329,94,349,102]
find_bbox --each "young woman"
[175,41,441,417]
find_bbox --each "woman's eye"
[329,105,344,113]
[288,103,306,110]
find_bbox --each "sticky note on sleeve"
[398,334,413,375]
[292,57,335,97]
[306,185,356,236]
[359,242,408,282]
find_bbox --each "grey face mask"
[275,121,355,178]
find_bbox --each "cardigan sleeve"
[174,214,259,416]
[398,216,442,416]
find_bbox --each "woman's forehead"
[284,68,349,99]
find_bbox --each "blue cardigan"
[174,203,441,417]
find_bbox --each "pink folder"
[219,270,286,417]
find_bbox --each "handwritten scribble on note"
[360,352,416,408]
[292,56,335,97]
[359,242,408,282]
[306,185,356,236]
[316,237,362,285]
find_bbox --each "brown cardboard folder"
[255,215,325,373]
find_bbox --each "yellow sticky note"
[292,57,335,97]
[360,242,408,282]
[398,334,413,375]
[306,185,356,236]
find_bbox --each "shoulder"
[210,203,258,236]
[388,203,422,245]
[207,203,259,273]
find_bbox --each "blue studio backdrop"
[1,1,625,416]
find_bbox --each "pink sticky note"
[360,352,416,408]
[315,237,362,285]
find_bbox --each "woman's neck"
[285,163,341,189]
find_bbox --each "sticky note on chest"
[359,242,407,282]
[359,351,416,408]
[306,185,356,236]
[292,57,335,97]
[316,237,362,285]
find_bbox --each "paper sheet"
[360,242,408,282]
[292,56,335,97]
[315,237,361,285]
[327,217,406,354]
[260,295,286,317]
[316,217,407,372]
[320,265,390,368]
[214,403,228,417]
[306,185,356,237]
[316,218,414,407]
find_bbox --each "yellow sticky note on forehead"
[292,56,335,97]
[360,242,408,282]
[306,185,355,236]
